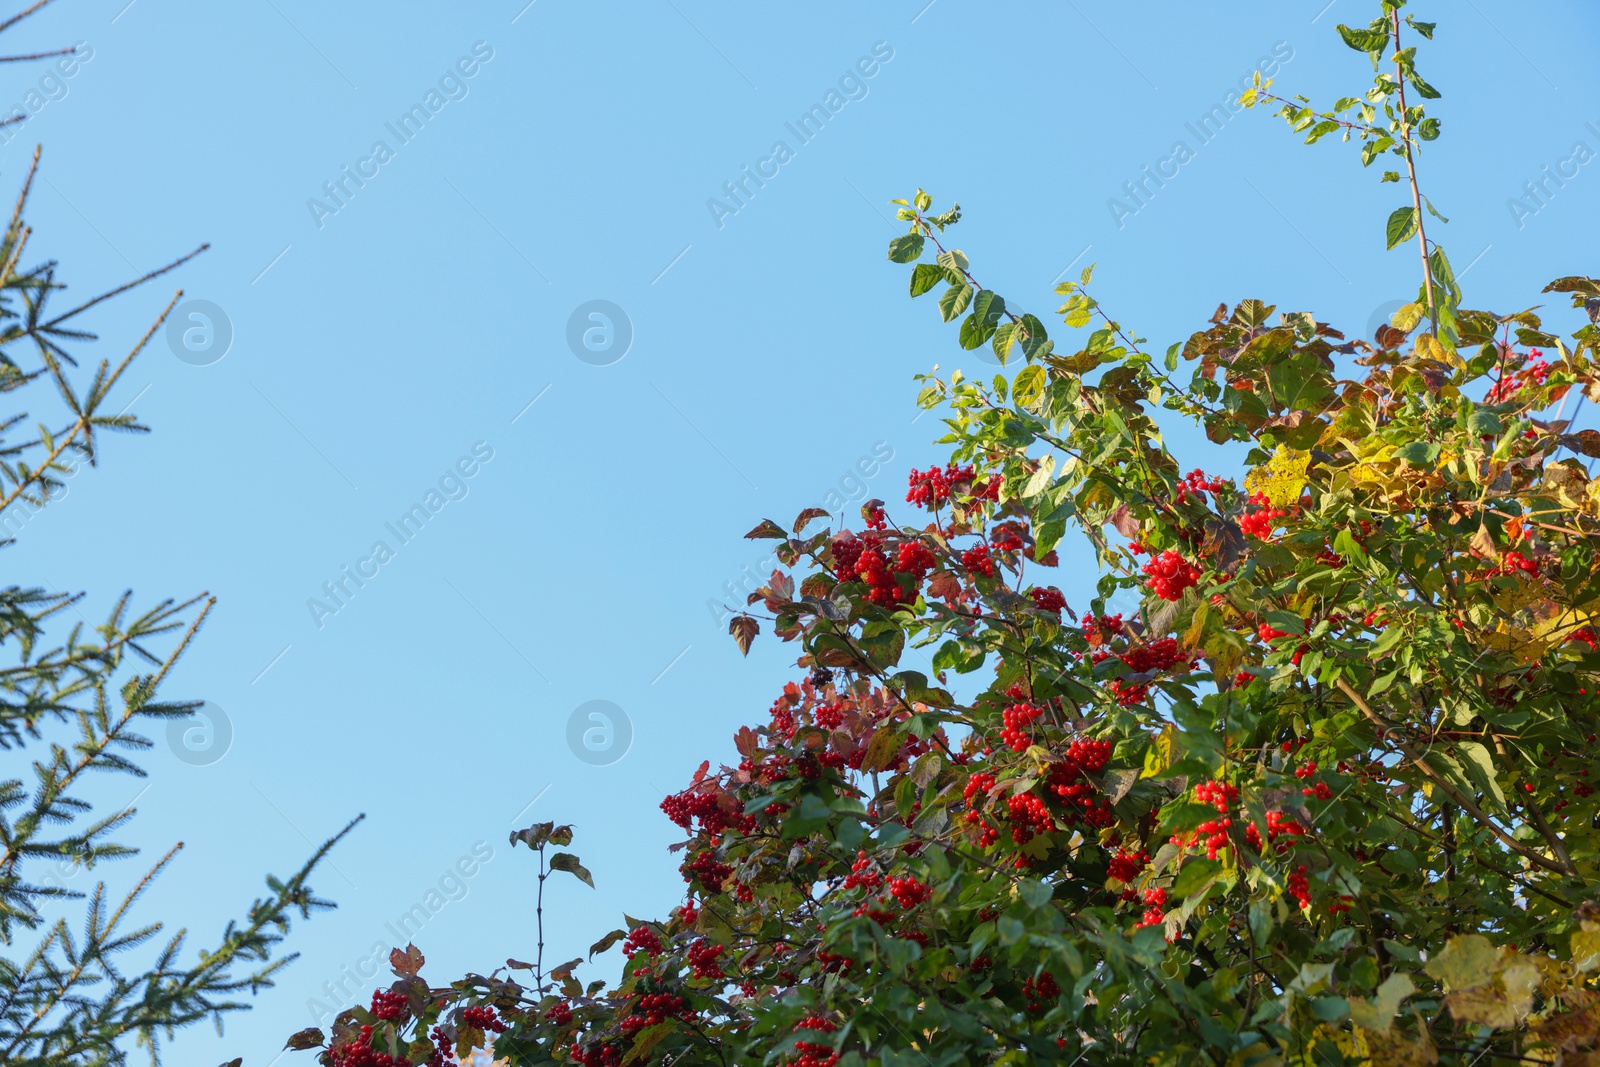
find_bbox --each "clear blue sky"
[3,0,1595,1061]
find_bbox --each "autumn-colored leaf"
[745,519,786,539]
[284,1028,325,1051]
[389,944,424,977]
[729,616,759,656]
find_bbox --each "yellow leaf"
[1142,725,1178,779]
[1245,444,1312,508]
[1446,984,1521,1029]
[1350,974,1417,1033]
[1573,924,1600,973]
[1392,303,1426,333]
[1424,934,1498,990]
[1360,1017,1438,1067]
[1416,332,1465,370]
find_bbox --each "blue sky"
[2,0,1595,1062]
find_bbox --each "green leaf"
[991,321,1018,364]
[1173,857,1221,899]
[549,852,595,888]
[1394,440,1441,467]
[959,313,996,350]
[972,289,1006,326]
[1386,206,1419,250]
[939,283,973,323]
[1336,22,1389,63]
[888,234,924,263]
[1013,365,1047,411]
[1455,741,1507,813]
[908,263,942,297]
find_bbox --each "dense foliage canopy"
[295,6,1600,1067]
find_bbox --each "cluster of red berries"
[661,789,723,832]
[687,940,725,979]
[1021,972,1062,1014]
[1067,737,1112,773]
[1001,702,1044,752]
[1115,637,1180,675]
[369,989,408,1022]
[1006,792,1054,843]
[1258,621,1293,642]
[1485,352,1550,404]
[461,1006,507,1034]
[1243,811,1305,854]
[834,532,941,608]
[992,522,1028,552]
[963,772,996,806]
[1287,865,1311,908]
[1030,586,1067,615]
[1107,848,1149,884]
[1497,550,1541,577]
[961,543,995,577]
[681,850,733,893]
[621,993,686,1033]
[1303,781,1334,800]
[886,875,931,908]
[814,701,844,729]
[622,925,663,958]
[1174,469,1225,505]
[791,1018,843,1067]
[546,1001,573,1026]
[1083,613,1124,647]
[906,463,975,507]
[962,774,1000,846]
[328,1024,410,1067]
[1142,550,1200,601]
[1569,627,1598,652]
[570,1039,624,1067]
[1239,492,1290,540]
[842,851,883,892]
[1139,886,1167,928]
[1171,780,1240,860]
[1047,763,1113,829]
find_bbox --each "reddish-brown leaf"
[729,616,759,656]
[744,519,786,540]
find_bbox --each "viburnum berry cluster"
[1141,549,1200,601]
[1239,491,1291,540]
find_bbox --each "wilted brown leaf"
[729,616,759,656]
